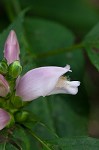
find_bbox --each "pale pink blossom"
[0,108,10,130]
[4,30,20,65]
[0,74,10,97]
[16,65,80,101]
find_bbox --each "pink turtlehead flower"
[0,74,10,97]
[4,30,20,65]
[3,30,80,102]
[0,108,10,130]
[16,65,80,101]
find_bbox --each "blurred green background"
[0,0,99,149]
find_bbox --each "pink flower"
[0,108,10,130]
[3,30,80,102]
[0,74,10,97]
[16,65,80,101]
[4,30,20,65]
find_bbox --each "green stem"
[35,43,84,59]
[3,143,6,150]
[10,0,21,15]
[3,0,21,22]
[26,127,53,150]
[3,0,15,22]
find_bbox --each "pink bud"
[15,65,80,101]
[0,108,10,130]
[0,74,10,97]
[4,30,20,65]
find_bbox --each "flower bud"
[8,61,22,78]
[11,95,23,108]
[0,60,8,75]
[4,30,20,65]
[15,111,29,123]
[6,113,15,128]
[0,74,10,97]
[0,108,10,130]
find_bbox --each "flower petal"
[0,74,10,97]
[0,108,10,130]
[48,78,80,95]
[65,81,80,95]
[16,65,71,101]
[4,30,20,65]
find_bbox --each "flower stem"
[35,43,84,59]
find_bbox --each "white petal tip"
[65,64,72,72]
[64,81,80,95]
[77,81,80,86]
[69,70,72,72]
[67,81,80,87]
[65,64,70,69]
[67,81,80,95]
[68,88,78,95]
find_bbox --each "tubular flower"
[0,30,81,130]
[0,74,10,97]
[4,30,20,65]
[15,65,80,101]
[0,108,10,130]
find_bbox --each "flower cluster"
[0,30,80,130]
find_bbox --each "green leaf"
[21,0,98,35]
[25,127,53,150]
[5,142,21,150]
[84,22,99,71]
[49,136,99,150]
[24,18,85,80]
[12,125,30,150]
[85,46,99,71]
[0,130,8,150]
[24,17,74,53]
[46,95,88,137]
[26,95,88,139]
[26,98,58,140]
